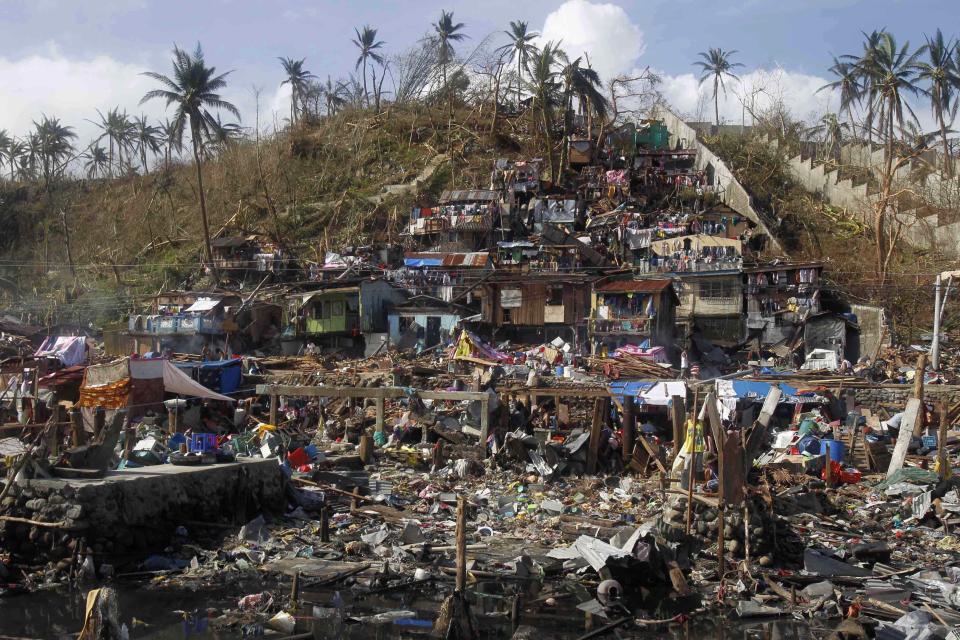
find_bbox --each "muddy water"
[0,577,834,639]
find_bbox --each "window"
[331,301,344,317]
[502,308,513,324]
[312,303,322,320]
[547,286,564,306]
[321,301,331,320]
[699,281,735,299]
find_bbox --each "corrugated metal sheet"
[440,189,499,203]
[596,279,674,293]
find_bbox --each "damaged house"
[589,277,679,357]
[408,189,501,252]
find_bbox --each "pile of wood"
[587,353,677,379]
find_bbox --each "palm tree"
[6,139,25,181]
[433,10,467,117]
[0,130,12,181]
[352,26,385,108]
[83,144,110,179]
[319,76,348,116]
[206,114,244,153]
[806,113,850,162]
[858,32,922,170]
[33,116,76,190]
[495,20,539,107]
[159,117,183,169]
[90,107,135,176]
[524,42,564,181]
[279,57,316,124]
[23,134,42,182]
[141,43,241,282]
[844,29,887,145]
[693,47,744,127]
[818,56,863,136]
[916,29,959,175]
[559,56,609,171]
[132,115,162,174]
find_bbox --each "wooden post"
[269,394,278,425]
[587,397,609,474]
[320,507,330,542]
[455,495,467,593]
[671,395,686,458]
[351,487,360,511]
[912,353,927,437]
[30,367,39,423]
[289,571,301,610]
[478,395,490,459]
[93,406,105,439]
[622,396,635,464]
[359,434,373,465]
[939,400,950,481]
[167,404,179,435]
[824,441,833,487]
[705,393,725,577]
[123,426,135,459]
[684,393,698,536]
[69,407,86,447]
[375,397,385,434]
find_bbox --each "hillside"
[0,105,538,326]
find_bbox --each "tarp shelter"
[34,336,87,366]
[608,381,686,406]
[183,298,223,313]
[79,357,234,424]
[176,359,243,395]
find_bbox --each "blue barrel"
[820,439,846,461]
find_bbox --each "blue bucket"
[820,439,845,461]
[796,435,821,455]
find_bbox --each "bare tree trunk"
[490,62,502,136]
[190,120,218,285]
[541,103,556,183]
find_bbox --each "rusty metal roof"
[595,279,674,294]
[404,252,490,267]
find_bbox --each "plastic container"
[563,365,573,378]
[555,365,564,376]
[820,439,846,462]
[190,433,217,453]
[796,435,821,455]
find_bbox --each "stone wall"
[1,459,284,565]
[846,385,960,414]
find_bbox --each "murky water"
[0,577,835,639]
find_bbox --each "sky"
[0,0,955,146]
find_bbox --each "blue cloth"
[197,358,243,394]
[403,258,442,267]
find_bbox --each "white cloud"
[659,66,837,125]
[539,0,645,82]
[0,47,167,145]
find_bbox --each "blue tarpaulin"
[404,257,443,267]
[730,380,798,399]
[608,381,654,403]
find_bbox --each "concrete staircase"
[761,134,960,257]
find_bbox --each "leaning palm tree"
[818,56,863,137]
[495,20,539,107]
[83,144,110,179]
[433,10,467,118]
[140,43,241,281]
[319,76,348,116]
[806,113,850,162]
[693,47,744,127]
[278,57,316,124]
[132,115,162,174]
[206,114,244,154]
[916,29,959,175]
[352,26,385,108]
[844,29,888,145]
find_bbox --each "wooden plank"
[911,353,927,437]
[586,397,608,474]
[478,396,490,459]
[886,398,923,478]
[622,396,635,463]
[744,387,782,463]
[256,384,488,402]
[722,432,745,506]
[670,395,686,457]
[374,397,385,434]
[939,401,949,481]
[501,386,613,398]
[269,394,278,425]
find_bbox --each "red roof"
[595,279,674,294]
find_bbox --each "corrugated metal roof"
[596,279,674,293]
[439,189,499,203]
[404,252,490,267]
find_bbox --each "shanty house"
[387,296,471,350]
[408,189,500,251]
[589,278,678,355]
[127,292,241,354]
[803,312,860,369]
[398,251,491,302]
[285,280,407,354]
[477,273,593,345]
[743,262,824,348]
[210,236,291,282]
